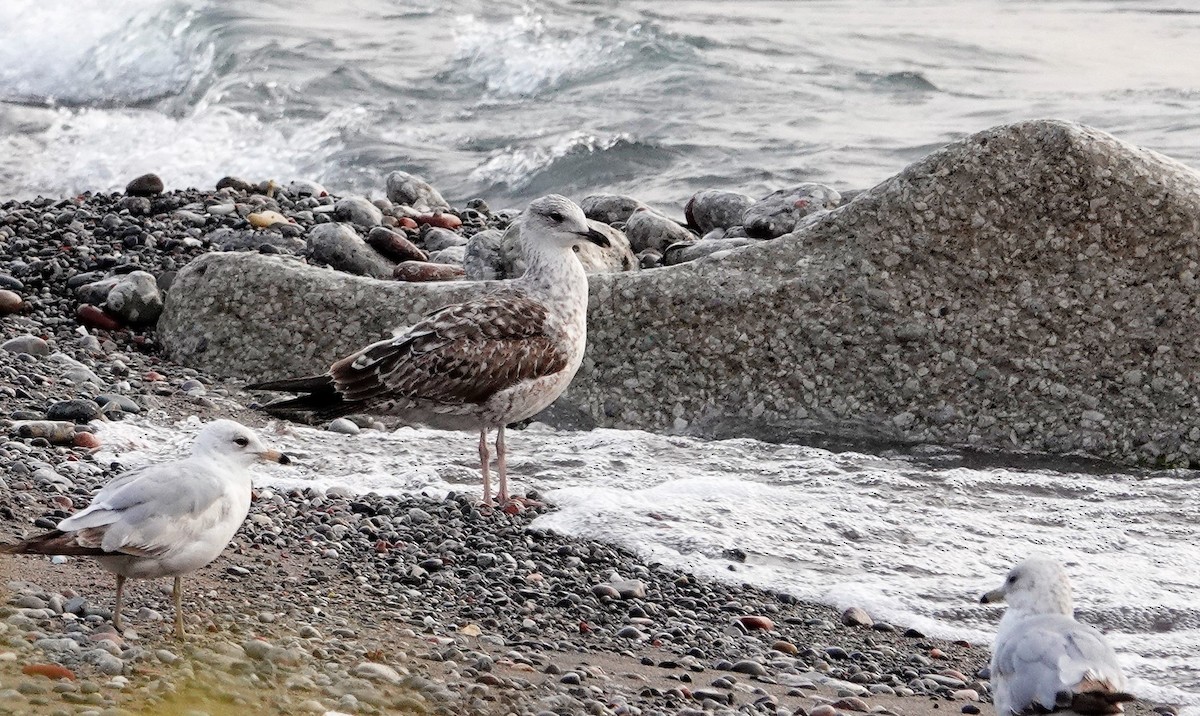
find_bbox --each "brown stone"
[73,432,101,449]
[76,304,121,331]
[22,663,75,680]
[840,606,873,628]
[366,228,427,263]
[0,289,22,314]
[392,261,464,282]
[125,173,164,197]
[415,212,462,230]
[736,615,774,631]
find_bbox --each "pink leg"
[478,428,492,506]
[496,425,508,503]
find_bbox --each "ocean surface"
[97,418,1200,709]
[1,1,1199,209]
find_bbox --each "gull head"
[521,195,611,251]
[191,419,291,466]
[980,557,1074,616]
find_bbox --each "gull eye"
[548,211,564,223]
[1007,574,1018,584]
[234,437,250,447]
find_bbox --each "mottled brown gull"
[980,558,1134,716]
[248,194,610,507]
[2,420,291,638]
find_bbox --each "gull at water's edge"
[1,420,291,638]
[248,195,610,508]
[981,558,1134,716]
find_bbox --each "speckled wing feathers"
[330,294,568,407]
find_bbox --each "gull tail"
[1066,677,1136,715]
[0,530,108,557]
[246,374,353,421]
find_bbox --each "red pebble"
[393,261,464,283]
[397,217,419,230]
[930,647,948,659]
[579,621,592,634]
[22,664,75,680]
[415,212,462,230]
[73,432,101,449]
[737,615,775,631]
[143,371,165,382]
[76,304,121,331]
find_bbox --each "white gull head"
[980,557,1074,617]
[520,194,611,254]
[189,419,290,467]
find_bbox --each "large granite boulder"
[158,120,1200,467]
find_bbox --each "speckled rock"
[334,197,384,228]
[580,194,646,226]
[105,271,163,326]
[125,173,164,197]
[159,120,1200,466]
[463,229,505,281]
[385,171,450,211]
[623,208,695,254]
[742,183,841,238]
[306,223,395,279]
[685,190,755,235]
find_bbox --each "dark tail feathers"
[1,530,107,557]
[1067,687,1136,715]
[246,374,353,421]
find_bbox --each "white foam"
[89,418,1200,706]
[0,104,354,198]
[468,131,631,191]
[0,0,213,106]
[450,11,635,98]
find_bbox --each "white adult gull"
[2,420,290,638]
[980,558,1134,716]
[247,194,610,508]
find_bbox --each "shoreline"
[0,169,1183,714]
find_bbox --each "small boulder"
[76,277,120,305]
[307,223,395,279]
[2,335,49,356]
[685,190,755,234]
[623,208,694,253]
[334,197,384,228]
[215,176,253,192]
[580,194,646,225]
[463,229,505,281]
[366,227,426,263]
[385,171,450,211]
[841,607,874,628]
[288,179,327,197]
[742,183,840,238]
[125,173,164,197]
[421,226,467,252]
[0,289,22,314]
[427,246,466,265]
[105,271,164,326]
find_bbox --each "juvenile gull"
[248,195,609,507]
[2,420,290,637]
[980,558,1134,716]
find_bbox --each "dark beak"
[262,449,292,465]
[579,227,611,248]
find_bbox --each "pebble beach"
[4,1,1200,712]
[0,178,1110,716]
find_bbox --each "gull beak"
[261,449,291,465]
[980,587,1005,604]
[579,226,611,248]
